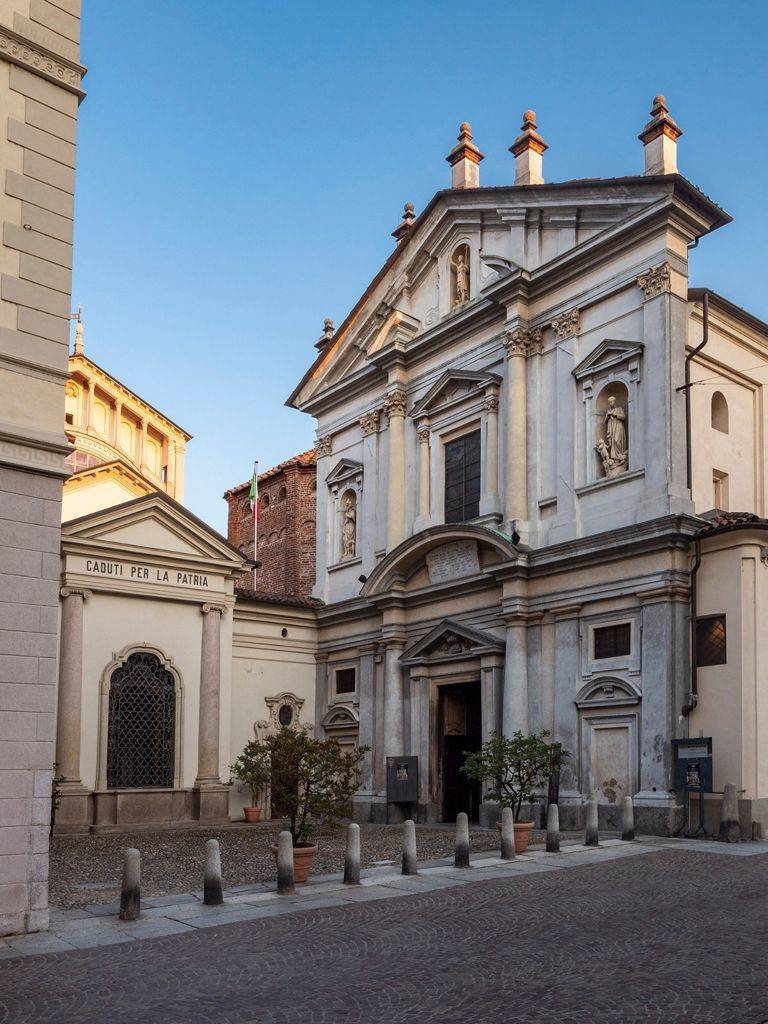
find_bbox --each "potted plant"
[266,726,366,882]
[462,730,569,852]
[229,740,272,822]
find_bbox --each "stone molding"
[359,409,381,436]
[201,603,227,616]
[502,323,542,358]
[383,388,408,419]
[636,262,671,300]
[550,308,580,341]
[60,586,91,601]
[315,434,333,457]
[0,25,85,97]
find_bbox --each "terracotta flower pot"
[495,818,535,853]
[244,805,262,823]
[270,842,318,884]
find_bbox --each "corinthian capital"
[383,388,408,419]
[359,409,381,436]
[636,262,671,300]
[550,308,580,341]
[315,434,333,457]
[502,323,543,357]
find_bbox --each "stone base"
[52,786,233,833]
[192,784,230,824]
[53,786,92,834]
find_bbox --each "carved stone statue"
[341,493,356,558]
[451,249,470,306]
[595,395,628,478]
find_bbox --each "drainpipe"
[680,287,709,717]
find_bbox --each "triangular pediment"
[400,618,505,664]
[410,370,502,419]
[61,492,247,569]
[572,339,644,380]
[325,458,364,486]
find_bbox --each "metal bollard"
[401,819,418,876]
[203,838,224,906]
[343,822,361,885]
[276,830,295,894]
[585,799,599,847]
[546,803,560,853]
[500,807,516,860]
[119,847,141,921]
[621,795,635,842]
[454,812,470,869]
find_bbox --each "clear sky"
[73,0,768,532]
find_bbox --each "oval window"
[278,704,293,727]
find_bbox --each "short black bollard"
[277,830,295,894]
[203,838,224,906]
[454,812,470,869]
[119,847,141,921]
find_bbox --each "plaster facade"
[289,101,768,834]
[0,0,84,937]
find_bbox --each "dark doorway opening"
[439,681,482,822]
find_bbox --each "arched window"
[260,493,270,511]
[145,436,160,475]
[450,243,470,308]
[277,485,287,501]
[106,652,176,789]
[711,391,729,433]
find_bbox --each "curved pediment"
[322,705,360,729]
[361,524,517,599]
[576,676,641,708]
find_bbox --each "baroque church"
[51,97,768,839]
[289,99,768,835]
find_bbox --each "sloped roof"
[235,588,323,609]
[224,449,316,498]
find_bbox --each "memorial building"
[289,100,768,835]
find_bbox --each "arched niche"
[711,391,729,434]
[339,488,357,560]
[450,243,471,308]
[594,380,629,479]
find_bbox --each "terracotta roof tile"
[224,449,316,497]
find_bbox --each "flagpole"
[253,461,258,591]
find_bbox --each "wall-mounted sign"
[82,558,211,589]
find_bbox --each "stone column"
[502,616,528,737]
[112,400,122,447]
[84,382,94,432]
[382,640,405,766]
[314,652,329,739]
[137,418,147,469]
[503,330,529,531]
[480,655,504,826]
[359,411,381,567]
[415,421,431,531]
[195,604,228,822]
[480,392,500,518]
[552,606,581,799]
[54,588,91,831]
[165,440,176,492]
[384,389,407,551]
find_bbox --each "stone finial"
[445,121,484,189]
[638,93,682,175]
[315,317,335,351]
[509,109,548,185]
[391,201,416,242]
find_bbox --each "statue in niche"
[341,492,357,559]
[450,246,470,307]
[595,395,628,478]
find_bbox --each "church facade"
[290,100,768,834]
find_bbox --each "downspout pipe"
[679,288,709,716]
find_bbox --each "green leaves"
[265,727,368,846]
[228,740,272,806]
[461,731,570,822]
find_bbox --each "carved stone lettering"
[425,540,480,584]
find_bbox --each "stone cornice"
[0,25,86,98]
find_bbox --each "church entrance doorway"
[439,681,481,822]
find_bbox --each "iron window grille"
[106,652,176,789]
[696,615,727,667]
[593,623,631,660]
[335,668,356,695]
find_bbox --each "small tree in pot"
[462,730,569,852]
[267,726,367,881]
[229,740,272,822]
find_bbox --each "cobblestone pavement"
[50,822,516,908]
[2,847,767,1024]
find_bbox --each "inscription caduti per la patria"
[83,559,211,588]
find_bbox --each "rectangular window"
[713,470,729,511]
[444,430,481,523]
[696,615,727,667]
[334,668,356,695]
[593,623,631,660]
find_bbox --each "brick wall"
[225,452,317,599]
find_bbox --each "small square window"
[334,668,356,695]
[593,623,631,660]
[696,615,727,667]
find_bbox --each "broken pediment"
[400,618,505,665]
[572,339,644,381]
[410,370,501,420]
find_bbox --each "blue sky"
[74,0,768,532]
